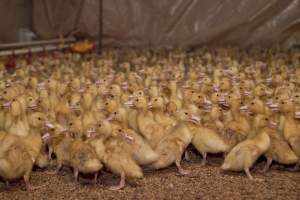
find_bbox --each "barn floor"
[0,153,299,200]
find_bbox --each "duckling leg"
[46,161,62,175]
[109,171,125,190]
[261,157,272,173]
[73,168,79,183]
[184,151,190,162]
[24,173,42,191]
[5,181,10,188]
[292,160,300,172]
[93,172,99,185]
[48,147,53,161]
[175,158,190,175]
[201,152,207,166]
[244,167,253,180]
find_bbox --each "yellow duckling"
[221,115,271,180]
[149,109,195,175]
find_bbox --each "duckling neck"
[170,86,177,97]
[138,107,148,115]
[231,105,241,120]
[0,158,12,178]
[254,130,270,150]
[153,107,164,115]
[284,109,295,121]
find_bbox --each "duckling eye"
[48,80,50,83]
[154,99,157,101]
[98,124,102,127]
[69,122,73,126]
[105,102,108,105]
[281,102,285,105]
[136,99,139,102]
[38,117,41,121]
[185,112,188,115]
[76,102,80,106]
[118,129,121,132]
[276,97,279,100]
[114,112,117,115]
[264,118,268,121]
[139,92,142,95]
[296,95,299,98]
[29,98,33,101]
[228,96,231,99]
[3,91,7,94]
[251,102,254,105]
[216,94,219,96]
[191,91,195,94]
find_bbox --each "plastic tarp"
[0,0,31,43]
[2,0,300,47]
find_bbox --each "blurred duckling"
[221,115,271,180]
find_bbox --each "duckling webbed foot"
[245,168,263,182]
[201,152,207,166]
[46,162,62,175]
[24,175,44,191]
[291,161,300,172]
[93,172,99,185]
[184,151,190,162]
[109,171,125,190]
[175,159,190,175]
[260,158,272,173]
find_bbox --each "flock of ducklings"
[0,47,300,191]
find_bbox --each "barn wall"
[0,0,32,43]
[1,0,300,47]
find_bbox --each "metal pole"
[98,0,103,54]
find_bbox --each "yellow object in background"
[71,40,95,53]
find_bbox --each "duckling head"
[176,109,200,125]
[104,99,118,113]
[149,96,164,110]
[28,112,46,128]
[279,99,294,114]
[166,101,178,115]
[133,96,147,111]
[96,120,112,139]
[109,84,122,97]
[247,99,265,114]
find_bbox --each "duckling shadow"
[99,171,141,188]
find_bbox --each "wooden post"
[98,0,103,55]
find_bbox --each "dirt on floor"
[0,153,299,200]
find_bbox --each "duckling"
[191,115,230,165]
[103,127,143,190]
[221,115,271,180]
[148,96,176,129]
[168,80,182,109]
[109,108,159,165]
[69,139,102,184]
[22,112,46,165]
[134,96,166,148]
[0,138,38,190]
[5,98,30,138]
[277,99,300,170]
[47,128,73,174]
[222,94,250,148]
[148,109,194,175]
[87,120,111,162]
